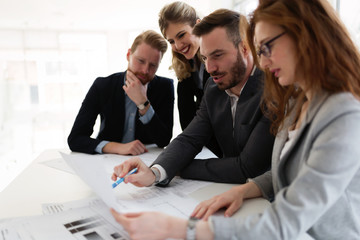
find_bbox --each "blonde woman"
[159,2,207,130]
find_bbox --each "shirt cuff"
[139,105,154,124]
[152,164,168,182]
[95,140,110,154]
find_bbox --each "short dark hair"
[131,30,168,57]
[193,9,247,47]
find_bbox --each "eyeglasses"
[256,32,286,58]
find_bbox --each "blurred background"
[1,0,359,192]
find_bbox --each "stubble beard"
[127,68,152,85]
[215,51,247,91]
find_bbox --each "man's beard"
[127,68,152,85]
[212,51,246,91]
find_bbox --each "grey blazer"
[210,92,360,240]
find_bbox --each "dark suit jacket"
[177,64,222,157]
[153,68,274,184]
[177,67,210,130]
[68,71,174,154]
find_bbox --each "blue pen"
[112,168,138,188]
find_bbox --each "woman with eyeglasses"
[111,0,360,239]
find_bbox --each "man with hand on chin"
[68,30,174,156]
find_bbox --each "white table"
[0,148,269,219]
[0,148,314,240]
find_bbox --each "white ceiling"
[0,0,231,31]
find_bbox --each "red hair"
[247,0,360,134]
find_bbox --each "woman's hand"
[110,209,187,240]
[191,182,262,220]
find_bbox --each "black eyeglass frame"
[256,32,286,58]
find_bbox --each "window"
[0,30,108,191]
[233,0,360,48]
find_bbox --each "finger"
[201,201,224,220]
[202,209,215,221]
[140,144,148,153]
[193,207,208,219]
[122,85,127,92]
[128,149,137,156]
[125,167,148,185]
[126,71,136,82]
[111,173,118,181]
[193,201,213,219]
[224,201,241,217]
[123,212,142,218]
[125,172,140,184]
[191,208,199,217]
[137,145,146,155]
[130,146,141,156]
[191,202,205,217]
[135,143,144,154]
[137,140,146,150]
[118,161,133,178]
[110,208,125,225]
[132,142,145,155]
[135,141,147,155]
[126,79,133,87]
[113,164,124,177]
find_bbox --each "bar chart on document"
[0,203,130,240]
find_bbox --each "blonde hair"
[247,0,360,134]
[158,1,200,80]
[131,30,167,57]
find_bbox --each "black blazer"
[153,68,275,184]
[177,67,210,130]
[68,71,174,154]
[177,64,222,157]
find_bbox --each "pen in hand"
[112,168,138,189]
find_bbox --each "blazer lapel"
[115,72,126,133]
[272,110,297,192]
[233,68,262,148]
[275,93,330,190]
[238,68,262,104]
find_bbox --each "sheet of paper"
[167,177,211,195]
[39,144,162,175]
[0,203,130,240]
[40,158,76,174]
[42,176,210,218]
[61,152,202,218]
[41,144,215,176]
[112,185,198,217]
[42,197,103,215]
[61,152,119,212]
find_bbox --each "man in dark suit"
[112,9,274,185]
[68,30,174,155]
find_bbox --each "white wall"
[0,0,227,192]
